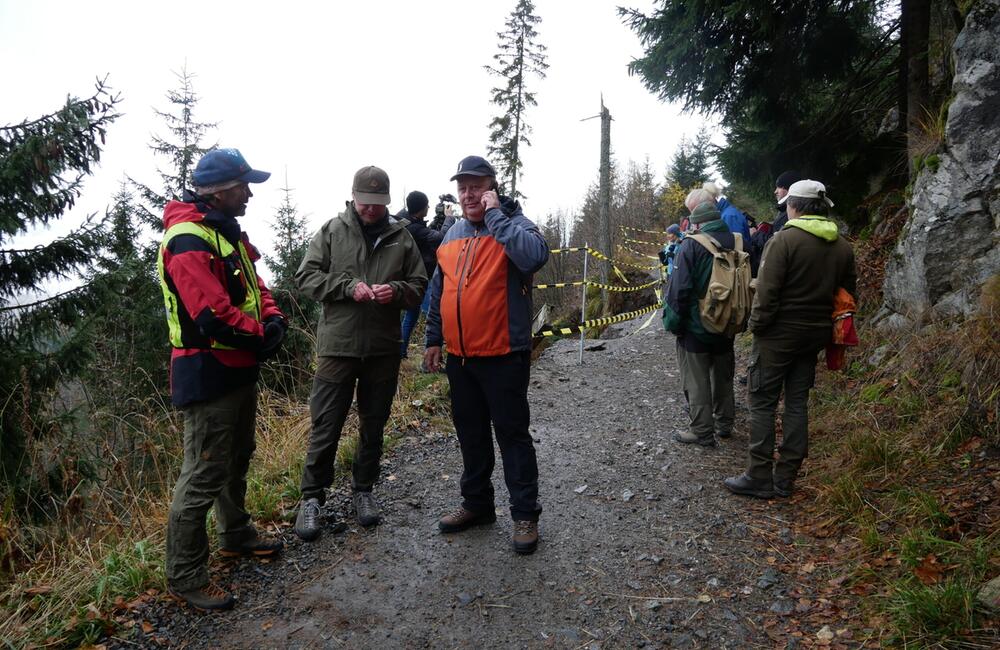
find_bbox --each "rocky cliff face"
[881,0,1000,326]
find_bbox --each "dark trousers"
[446,352,541,522]
[167,383,257,591]
[299,355,401,504]
[747,345,817,482]
[676,340,736,441]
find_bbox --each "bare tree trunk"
[597,98,612,313]
[902,0,931,177]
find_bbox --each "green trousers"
[676,341,736,442]
[166,383,258,591]
[299,355,401,505]
[747,345,817,482]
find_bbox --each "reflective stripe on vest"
[157,221,263,349]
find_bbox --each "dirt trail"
[123,316,815,649]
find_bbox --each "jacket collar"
[785,215,839,242]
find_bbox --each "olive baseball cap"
[352,166,391,205]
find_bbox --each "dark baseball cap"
[192,148,270,187]
[353,166,391,205]
[406,191,429,214]
[450,155,496,181]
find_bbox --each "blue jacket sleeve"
[662,239,697,334]
[484,208,549,274]
[425,265,444,348]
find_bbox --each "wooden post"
[579,243,589,366]
[597,97,612,314]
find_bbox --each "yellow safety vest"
[157,221,262,350]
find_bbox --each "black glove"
[258,318,286,361]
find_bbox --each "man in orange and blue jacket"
[423,155,549,554]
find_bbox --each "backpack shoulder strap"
[733,233,744,253]
[688,232,721,254]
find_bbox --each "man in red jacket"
[157,148,287,611]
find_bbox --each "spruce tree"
[263,180,317,395]
[0,79,121,497]
[130,65,216,227]
[666,132,710,191]
[485,0,549,198]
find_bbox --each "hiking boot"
[672,431,716,448]
[716,429,732,439]
[773,478,795,498]
[170,582,235,611]
[512,520,539,555]
[723,473,775,499]
[438,507,497,533]
[353,491,381,527]
[219,534,284,558]
[294,498,322,542]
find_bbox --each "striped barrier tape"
[535,301,662,337]
[533,278,661,293]
[623,236,666,248]
[618,244,659,260]
[621,225,671,236]
[546,246,632,284]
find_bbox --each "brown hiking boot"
[219,534,284,558]
[170,582,235,611]
[438,507,497,533]
[512,520,539,555]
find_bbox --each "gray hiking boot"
[353,491,381,527]
[294,498,322,542]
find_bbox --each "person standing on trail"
[398,190,455,357]
[703,181,751,243]
[750,171,802,276]
[724,180,856,499]
[662,201,739,447]
[423,155,549,555]
[158,148,287,611]
[658,223,684,276]
[293,166,426,540]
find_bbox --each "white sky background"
[2,0,708,282]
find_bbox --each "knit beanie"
[775,170,802,190]
[689,201,721,224]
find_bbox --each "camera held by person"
[431,193,458,229]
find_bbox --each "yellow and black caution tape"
[533,278,661,293]
[621,225,670,236]
[545,246,631,284]
[589,278,659,293]
[613,257,662,271]
[623,236,666,248]
[618,244,659,260]
[536,301,662,337]
[534,280,586,289]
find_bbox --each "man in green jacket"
[662,201,740,447]
[293,166,426,539]
[724,180,856,499]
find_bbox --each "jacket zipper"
[453,230,481,358]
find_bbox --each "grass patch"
[803,276,1000,646]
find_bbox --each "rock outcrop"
[881,0,1000,326]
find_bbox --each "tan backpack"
[688,233,752,338]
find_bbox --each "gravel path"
[119,315,810,649]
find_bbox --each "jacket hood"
[785,215,839,242]
[499,195,522,217]
[162,198,207,230]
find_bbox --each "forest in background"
[1,1,997,647]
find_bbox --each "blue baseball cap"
[192,148,270,187]
[450,155,496,181]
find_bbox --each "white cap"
[778,179,834,207]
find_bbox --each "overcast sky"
[2,0,710,280]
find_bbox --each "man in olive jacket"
[724,180,856,499]
[293,166,426,539]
